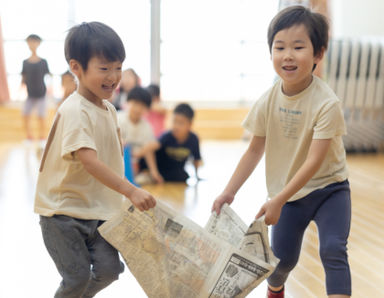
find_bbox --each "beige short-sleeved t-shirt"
[34,92,125,220]
[117,111,155,154]
[243,76,348,202]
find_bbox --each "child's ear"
[314,47,326,63]
[69,59,82,78]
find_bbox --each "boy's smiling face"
[271,24,323,96]
[71,55,122,104]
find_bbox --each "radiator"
[327,38,384,152]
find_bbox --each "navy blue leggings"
[267,180,351,296]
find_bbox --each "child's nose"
[283,48,294,60]
[107,70,120,82]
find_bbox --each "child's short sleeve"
[313,101,346,139]
[61,110,97,160]
[43,59,50,75]
[158,132,171,146]
[21,60,26,75]
[242,97,267,137]
[191,134,201,161]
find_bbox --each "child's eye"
[100,67,108,71]
[275,47,284,51]
[295,47,304,50]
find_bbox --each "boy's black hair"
[64,22,125,71]
[26,34,42,42]
[267,5,329,57]
[127,87,152,108]
[174,103,194,121]
[146,84,160,98]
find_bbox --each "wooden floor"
[0,140,383,298]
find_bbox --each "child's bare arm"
[76,148,156,211]
[144,151,164,184]
[256,138,332,225]
[193,160,203,168]
[133,141,161,159]
[212,136,265,215]
[193,160,203,180]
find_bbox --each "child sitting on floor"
[118,86,163,184]
[142,103,202,182]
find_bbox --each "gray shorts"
[23,97,46,117]
[40,215,124,298]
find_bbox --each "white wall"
[331,0,384,38]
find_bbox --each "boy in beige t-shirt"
[212,6,351,298]
[34,22,156,298]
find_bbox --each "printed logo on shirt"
[165,147,191,161]
[279,107,302,139]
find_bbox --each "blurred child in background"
[118,86,163,184]
[145,103,202,182]
[58,70,76,107]
[145,84,166,137]
[112,68,140,110]
[21,34,50,145]
[61,70,76,100]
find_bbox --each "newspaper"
[206,204,279,268]
[99,201,278,298]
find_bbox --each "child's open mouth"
[283,65,297,71]
[102,84,115,91]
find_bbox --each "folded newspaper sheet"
[99,201,278,298]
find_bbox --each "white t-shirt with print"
[34,92,124,220]
[243,75,348,202]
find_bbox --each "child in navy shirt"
[143,103,202,182]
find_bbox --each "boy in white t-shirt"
[34,22,156,298]
[212,6,351,298]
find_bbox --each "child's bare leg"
[38,116,46,140]
[268,285,283,291]
[329,295,349,298]
[23,115,33,140]
[37,98,47,140]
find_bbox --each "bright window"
[1,0,278,104]
[1,0,150,101]
[160,0,278,103]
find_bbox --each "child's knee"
[94,260,124,281]
[272,245,300,272]
[268,254,299,287]
[277,256,299,273]
[319,238,347,266]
